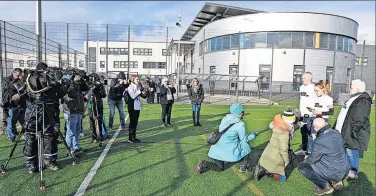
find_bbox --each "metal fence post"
[36,0,42,64]
[106,24,109,82]
[58,44,61,68]
[67,23,69,67]
[360,40,365,80]
[4,21,7,76]
[331,51,336,98]
[127,25,130,78]
[166,27,168,76]
[236,31,241,102]
[86,23,89,72]
[269,40,275,104]
[74,50,77,67]
[0,21,3,78]
[44,22,47,62]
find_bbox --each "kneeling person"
[254,110,297,182]
[298,118,349,195]
[196,104,256,174]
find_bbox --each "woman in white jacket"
[126,75,148,143]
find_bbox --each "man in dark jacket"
[23,62,68,172]
[2,68,27,142]
[63,70,89,155]
[108,72,128,131]
[147,79,156,104]
[298,118,349,195]
[87,73,107,145]
[333,79,372,180]
[159,78,176,127]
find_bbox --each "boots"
[128,129,140,143]
[192,111,197,126]
[195,160,210,174]
[254,164,267,181]
[196,110,202,126]
[133,130,141,143]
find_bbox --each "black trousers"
[148,92,155,103]
[156,93,160,103]
[161,103,173,124]
[128,110,140,130]
[300,124,309,151]
[89,111,103,141]
[203,154,250,172]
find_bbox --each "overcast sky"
[0,1,374,42]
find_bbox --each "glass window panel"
[267,32,279,47]
[329,34,336,50]
[280,32,292,48]
[211,38,217,52]
[344,38,350,52]
[216,37,223,51]
[255,33,267,48]
[305,32,315,48]
[292,32,304,48]
[231,34,239,49]
[239,33,245,49]
[89,47,96,62]
[223,35,230,50]
[337,36,344,51]
[244,33,255,49]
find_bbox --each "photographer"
[296,72,318,156]
[108,72,128,131]
[147,78,156,104]
[63,69,90,156]
[23,62,67,173]
[159,78,176,127]
[86,73,107,144]
[126,75,149,143]
[2,68,27,142]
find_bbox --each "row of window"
[143,62,167,69]
[199,32,356,55]
[100,48,129,55]
[97,47,172,57]
[355,57,368,66]
[99,61,166,69]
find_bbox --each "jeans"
[191,104,201,112]
[298,162,332,189]
[64,113,82,151]
[108,99,126,129]
[346,148,359,172]
[161,103,173,124]
[7,107,25,140]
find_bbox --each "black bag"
[206,123,236,145]
[123,90,130,104]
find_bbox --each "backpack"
[206,123,237,145]
[123,89,129,104]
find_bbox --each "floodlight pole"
[36,0,42,63]
[176,15,182,98]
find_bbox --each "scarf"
[192,84,199,94]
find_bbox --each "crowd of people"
[0,65,372,195]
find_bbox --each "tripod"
[90,94,102,146]
[287,133,303,169]
[1,93,77,191]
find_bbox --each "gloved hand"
[11,94,20,101]
[74,75,81,83]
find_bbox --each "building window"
[304,32,315,48]
[292,32,304,48]
[100,47,106,55]
[162,49,171,56]
[210,66,216,74]
[19,60,24,67]
[120,48,128,55]
[27,60,36,68]
[216,37,223,51]
[255,33,267,48]
[89,47,96,62]
[223,35,230,50]
[143,62,166,69]
[130,61,138,68]
[133,48,138,55]
[100,61,105,68]
[230,34,240,49]
[279,32,292,48]
[319,33,329,49]
[229,65,238,75]
[267,32,279,47]
[133,48,152,56]
[244,33,255,49]
[344,37,350,52]
[329,34,336,50]
[79,60,84,68]
[337,36,344,51]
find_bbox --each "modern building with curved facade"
[170,3,359,94]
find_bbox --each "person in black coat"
[187,78,204,126]
[159,78,176,127]
[107,72,128,131]
[87,73,107,145]
[333,79,372,180]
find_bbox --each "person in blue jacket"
[196,104,257,174]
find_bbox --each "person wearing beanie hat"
[254,109,299,182]
[196,104,257,174]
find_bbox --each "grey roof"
[181,2,264,41]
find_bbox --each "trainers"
[167,123,172,127]
[92,139,98,144]
[239,165,252,173]
[347,170,359,180]
[295,149,306,156]
[162,123,168,127]
[312,186,334,195]
[331,181,344,190]
[28,167,38,174]
[196,160,204,174]
[46,163,60,171]
[196,123,202,127]
[122,127,128,132]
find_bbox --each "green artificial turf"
[0,103,374,196]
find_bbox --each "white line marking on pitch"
[74,114,129,196]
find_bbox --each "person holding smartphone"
[159,78,176,127]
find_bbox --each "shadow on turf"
[333,172,375,196]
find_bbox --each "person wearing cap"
[298,118,349,195]
[196,104,257,174]
[108,72,128,131]
[254,109,298,182]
